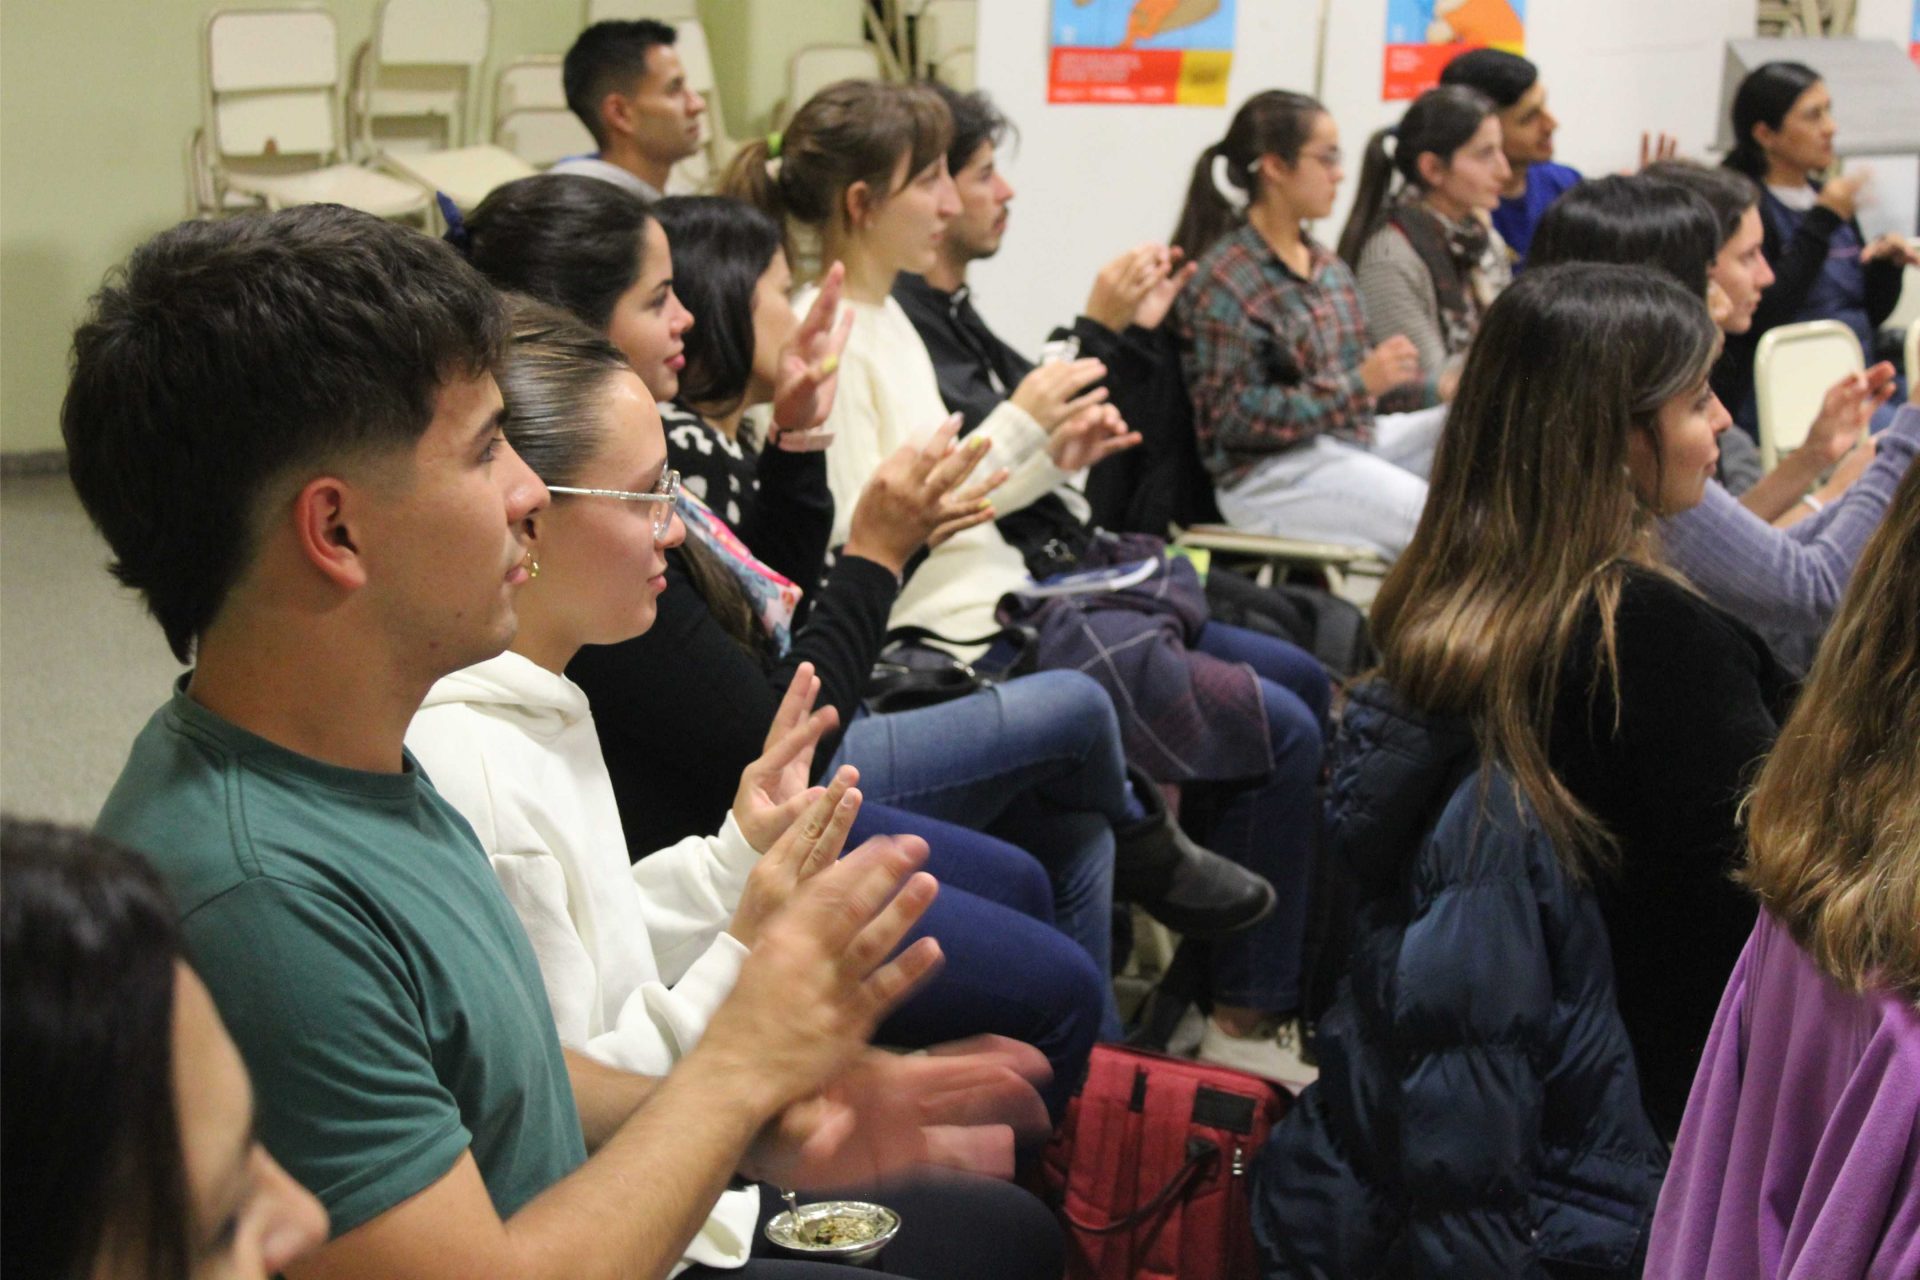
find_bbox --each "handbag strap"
[1061,1136,1219,1236]
[881,623,1019,650]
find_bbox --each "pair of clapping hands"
[697,660,1051,1189]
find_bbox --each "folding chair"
[1171,525,1387,600]
[933,45,976,90]
[492,56,595,168]
[915,0,977,78]
[1754,319,1865,471]
[380,146,539,217]
[583,0,697,21]
[1906,319,1919,396]
[778,44,885,126]
[185,126,262,218]
[348,0,491,157]
[202,7,428,221]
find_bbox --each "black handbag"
[864,623,1036,715]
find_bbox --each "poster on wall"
[1911,0,1918,68]
[1047,0,1237,106]
[1383,0,1528,101]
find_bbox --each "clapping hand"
[843,414,1008,572]
[1860,233,1920,269]
[770,262,856,452]
[733,663,838,855]
[1133,245,1199,332]
[1800,362,1896,467]
[1047,402,1140,472]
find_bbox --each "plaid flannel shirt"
[1176,223,1375,486]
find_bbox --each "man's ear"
[291,476,370,592]
[600,89,636,141]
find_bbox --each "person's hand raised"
[1047,402,1141,473]
[733,664,837,856]
[1359,335,1421,398]
[1084,244,1164,333]
[1133,246,1199,332]
[1637,131,1680,170]
[1815,171,1868,221]
[843,414,1008,573]
[694,834,945,1118]
[1009,357,1109,434]
[729,764,862,950]
[769,262,856,452]
[1860,233,1920,269]
[1799,362,1896,468]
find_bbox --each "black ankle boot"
[1113,770,1275,939]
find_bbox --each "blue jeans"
[829,670,1128,1040]
[1189,622,1329,1014]
[859,801,1102,1117]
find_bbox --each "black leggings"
[682,1173,1063,1280]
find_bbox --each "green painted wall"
[0,0,861,454]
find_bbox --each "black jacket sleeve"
[738,444,834,614]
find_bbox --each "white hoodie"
[407,649,758,1272]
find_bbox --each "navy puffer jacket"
[1252,681,1665,1278]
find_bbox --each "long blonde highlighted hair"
[1741,458,1920,1003]
[1371,263,1720,879]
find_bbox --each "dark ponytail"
[1337,84,1495,266]
[1170,90,1326,262]
[1723,60,1822,181]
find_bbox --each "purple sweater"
[1647,911,1920,1279]
[1662,404,1919,670]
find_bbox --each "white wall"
[970,0,1764,354]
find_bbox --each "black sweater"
[1548,567,1794,1134]
[567,406,900,856]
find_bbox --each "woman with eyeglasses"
[1172,91,1439,562]
[2,819,329,1280]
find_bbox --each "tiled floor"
[1,472,186,825]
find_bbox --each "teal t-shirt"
[96,683,587,1236]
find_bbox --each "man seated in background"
[63,204,1054,1280]
[555,18,706,199]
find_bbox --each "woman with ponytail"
[1171,91,1436,561]
[1337,85,1511,411]
[1720,61,1915,431]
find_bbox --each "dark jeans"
[859,801,1102,1118]
[1189,623,1329,1014]
[682,1174,1064,1280]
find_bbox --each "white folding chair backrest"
[1755,319,1866,470]
[784,45,884,124]
[206,8,343,162]
[584,0,697,22]
[916,0,976,76]
[1906,319,1919,395]
[934,45,975,90]
[356,0,491,151]
[674,20,736,171]
[492,57,593,168]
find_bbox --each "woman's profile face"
[607,221,696,402]
[170,964,327,1279]
[856,152,960,277]
[1269,112,1344,222]
[746,248,797,408]
[1629,370,1729,516]
[1431,114,1511,214]
[524,370,687,649]
[1758,80,1836,176]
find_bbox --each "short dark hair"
[2,819,189,1280]
[465,174,658,331]
[1643,159,1761,248]
[1439,47,1539,109]
[564,19,678,148]
[1528,174,1721,297]
[925,81,1015,177]
[62,207,508,663]
[653,195,784,415]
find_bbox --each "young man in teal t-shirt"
[66,208,1051,1280]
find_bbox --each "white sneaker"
[1197,1016,1319,1092]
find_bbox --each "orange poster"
[1383,0,1528,101]
[1049,0,1237,106]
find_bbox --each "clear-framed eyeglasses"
[545,469,680,539]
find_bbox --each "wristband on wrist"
[1800,493,1825,513]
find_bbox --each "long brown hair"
[722,79,951,270]
[1371,263,1720,877]
[1741,460,1920,1002]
